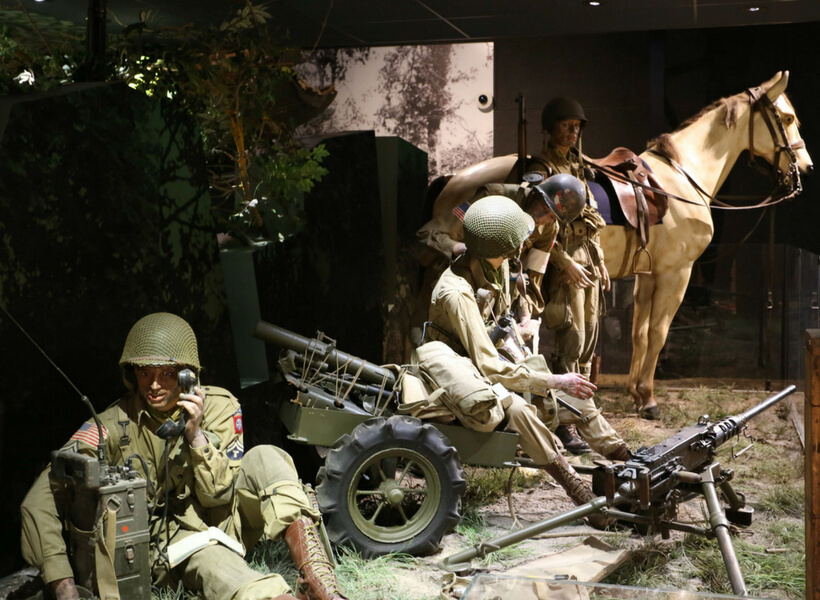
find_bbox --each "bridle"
[641,86,806,211]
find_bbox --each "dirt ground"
[382,382,807,600]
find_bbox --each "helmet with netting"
[541,97,588,132]
[531,173,587,225]
[119,313,200,371]
[462,195,534,258]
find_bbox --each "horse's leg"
[627,271,655,409]
[634,266,695,412]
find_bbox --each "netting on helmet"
[119,312,200,370]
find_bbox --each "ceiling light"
[749,6,760,11]
[588,1,601,5]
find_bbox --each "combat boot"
[285,516,348,600]
[604,444,632,462]
[544,454,612,530]
[554,424,591,455]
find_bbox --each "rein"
[643,86,804,211]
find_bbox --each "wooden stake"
[804,330,820,600]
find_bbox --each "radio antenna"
[0,303,107,463]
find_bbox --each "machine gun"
[254,321,398,417]
[440,385,796,597]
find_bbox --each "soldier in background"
[425,196,631,525]
[20,313,348,600]
[526,97,611,455]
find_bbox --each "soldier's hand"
[179,386,208,447]
[565,261,594,288]
[51,577,80,600]
[599,263,611,291]
[452,242,467,257]
[551,373,597,399]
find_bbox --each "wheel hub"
[380,480,405,506]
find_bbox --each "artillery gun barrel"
[254,321,396,389]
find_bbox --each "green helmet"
[531,173,586,225]
[463,195,534,259]
[119,313,200,371]
[541,97,587,132]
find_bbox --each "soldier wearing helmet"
[21,313,348,600]
[425,197,631,524]
[520,97,612,455]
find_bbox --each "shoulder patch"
[226,439,244,461]
[70,422,108,447]
[232,409,243,434]
[452,201,471,222]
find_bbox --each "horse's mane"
[646,82,795,163]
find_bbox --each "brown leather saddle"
[588,147,668,234]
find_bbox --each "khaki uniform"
[20,387,319,600]
[415,184,559,320]
[529,144,606,377]
[426,254,625,462]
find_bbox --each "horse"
[423,71,813,415]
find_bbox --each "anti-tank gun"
[440,385,797,597]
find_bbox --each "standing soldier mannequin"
[527,97,610,455]
[20,313,349,600]
[425,196,631,526]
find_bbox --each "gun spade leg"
[702,479,747,596]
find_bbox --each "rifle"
[516,93,527,183]
[254,321,397,415]
[439,385,796,596]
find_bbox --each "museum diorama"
[1,1,819,600]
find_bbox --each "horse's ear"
[763,71,789,100]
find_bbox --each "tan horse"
[426,71,813,414]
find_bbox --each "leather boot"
[544,454,612,530]
[285,516,348,600]
[555,424,591,455]
[605,444,633,462]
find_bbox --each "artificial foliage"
[1,1,331,245]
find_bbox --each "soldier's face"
[134,365,181,412]
[527,201,558,226]
[549,119,582,150]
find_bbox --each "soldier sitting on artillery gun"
[423,195,631,527]
[20,313,349,600]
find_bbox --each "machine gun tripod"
[439,385,796,597]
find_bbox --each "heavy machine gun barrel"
[254,321,396,390]
[440,386,797,596]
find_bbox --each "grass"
[453,511,534,569]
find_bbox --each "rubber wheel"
[315,415,465,558]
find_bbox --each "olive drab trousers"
[157,445,320,600]
[503,390,626,465]
[547,275,601,378]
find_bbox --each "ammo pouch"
[411,341,505,432]
[543,285,573,330]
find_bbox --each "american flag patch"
[70,422,108,447]
[452,202,471,222]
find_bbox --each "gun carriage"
[255,321,794,595]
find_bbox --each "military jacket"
[428,254,555,398]
[20,387,244,584]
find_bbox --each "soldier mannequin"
[425,196,631,526]
[20,313,348,600]
[527,97,611,455]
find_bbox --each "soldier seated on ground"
[422,195,631,526]
[20,312,349,600]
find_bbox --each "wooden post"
[804,329,820,600]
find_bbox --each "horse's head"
[751,71,813,193]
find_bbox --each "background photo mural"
[295,42,494,180]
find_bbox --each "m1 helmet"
[119,312,200,372]
[531,173,586,225]
[541,97,588,132]
[462,195,534,259]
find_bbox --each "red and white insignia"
[70,422,108,447]
[233,410,243,434]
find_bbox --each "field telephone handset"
[156,368,198,440]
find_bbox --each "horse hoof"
[640,406,661,420]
